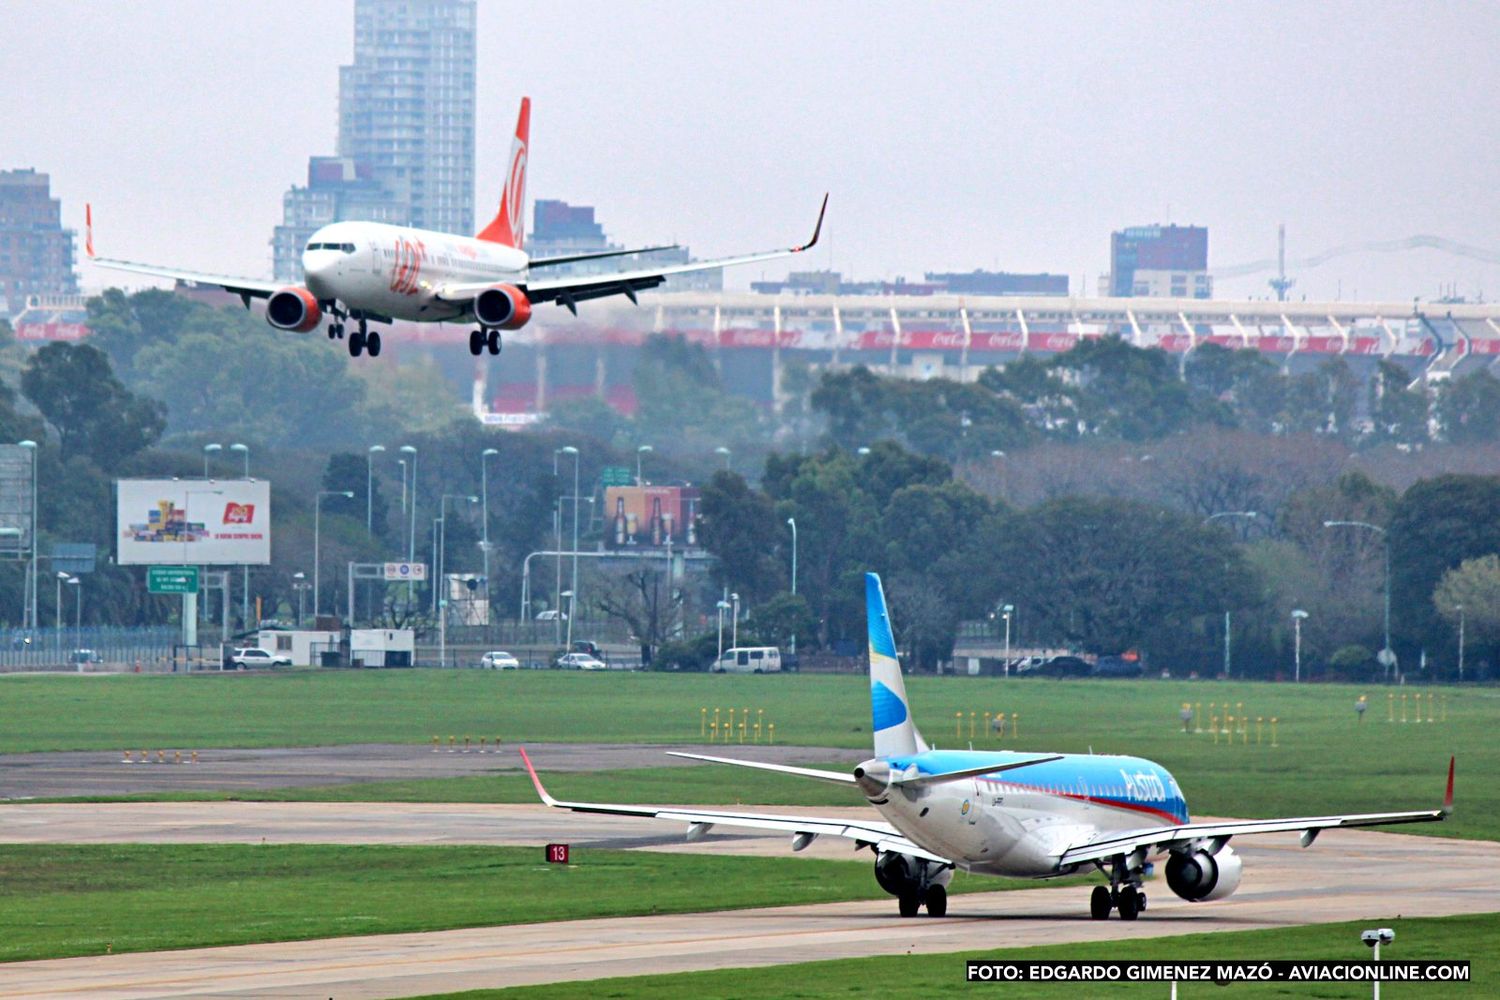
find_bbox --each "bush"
[653,633,720,672]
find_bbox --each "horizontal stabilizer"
[665,751,856,784]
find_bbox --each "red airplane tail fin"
[476,97,530,248]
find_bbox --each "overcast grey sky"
[6,0,1499,302]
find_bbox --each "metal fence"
[0,625,180,672]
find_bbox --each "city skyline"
[5,1,1499,303]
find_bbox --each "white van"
[713,646,782,674]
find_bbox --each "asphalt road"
[1,802,1496,999]
[0,742,865,799]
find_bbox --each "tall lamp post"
[1002,603,1014,676]
[1456,603,1465,682]
[481,447,498,615]
[366,445,385,536]
[399,446,418,611]
[716,599,731,666]
[67,575,80,632]
[1292,608,1308,683]
[202,442,222,478]
[714,446,731,470]
[438,494,477,620]
[1205,511,1259,678]
[560,446,581,650]
[19,439,37,632]
[786,517,798,657]
[314,490,353,617]
[55,570,70,656]
[292,572,308,627]
[1323,520,1392,678]
[636,444,653,486]
[230,443,251,627]
[730,591,740,651]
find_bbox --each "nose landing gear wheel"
[365,331,381,357]
[469,329,484,356]
[1090,885,1112,920]
[487,328,501,355]
[348,329,366,357]
[924,884,947,917]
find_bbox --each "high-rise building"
[0,169,78,317]
[1109,224,1210,299]
[272,0,475,282]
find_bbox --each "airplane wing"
[1058,757,1454,867]
[519,747,950,866]
[437,194,828,313]
[84,205,282,303]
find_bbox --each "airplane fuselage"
[871,750,1187,878]
[302,220,529,323]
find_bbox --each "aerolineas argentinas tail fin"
[867,572,922,757]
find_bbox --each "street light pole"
[68,575,80,632]
[1292,608,1308,683]
[716,599,730,666]
[561,446,581,651]
[314,490,353,618]
[293,572,307,627]
[19,439,37,632]
[400,446,418,613]
[1002,603,1014,677]
[366,445,385,536]
[730,591,740,651]
[1323,520,1391,678]
[714,446,731,470]
[1205,511,1259,679]
[437,494,477,621]
[786,516,798,657]
[481,447,498,620]
[55,570,68,657]
[1456,603,1465,682]
[203,442,222,479]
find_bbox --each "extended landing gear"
[1091,852,1149,920]
[469,328,502,356]
[878,852,951,918]
[347,318,381,358]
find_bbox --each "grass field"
[4,671,1494,839]
[423,912,1500,1000]
[0,843,1056,963]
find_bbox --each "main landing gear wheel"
[1090,885,1112,920]
[925,884,947,917]
[1116,885,1141,921]
[469,329,484,356]
[487,328,501,355]
[348,329,366,357]
[898,893,921,918]
[365,331,382,357]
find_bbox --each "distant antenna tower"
[1268,223,1295,301]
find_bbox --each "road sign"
[147,565,199,594]
[383,562,428,581]
[600,466,632,487]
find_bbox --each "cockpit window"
[305,242,357,253]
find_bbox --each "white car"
[230,647,292,669]
[555,652,607,671]
[479,650,521,670]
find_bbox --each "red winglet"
[85,204,95,258]
[517,746,555,805]
[1443,755,1455,813]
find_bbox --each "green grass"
[3,672,1494,840]
[0,843,1047,963]
[421,912,1500,999]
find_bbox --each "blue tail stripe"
[871,680,908,731]
[866,574,897,658]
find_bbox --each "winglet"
[1443,755,1455,815]
[517,747,559,807]
[85,203,95,259]
[791,193,828,253]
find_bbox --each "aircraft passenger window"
[342,243,356,253]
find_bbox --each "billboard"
[603,485,699,548]
[117,480,271,565]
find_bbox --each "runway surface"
[0,742,864,799]
[2,801,1496,999]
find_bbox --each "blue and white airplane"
[523,572,1454,920]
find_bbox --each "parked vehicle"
[69,648,103,666]
[713,646,782,674]
[555,652,607,671]
[229,647,292,669]
[535,609,567,621]
[479,650,521,670]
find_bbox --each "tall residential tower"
[0,169,78,317]
[272,0,475,282]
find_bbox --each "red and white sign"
[116,479,271,565]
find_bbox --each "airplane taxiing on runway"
[524,572,1454,920]
[86,97,827,359]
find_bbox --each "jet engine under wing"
[519,747,949,865]
[1058,757,1454,867]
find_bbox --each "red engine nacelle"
[265,286,323,333]
[473,284,533,331]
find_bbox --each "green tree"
[20,342,165,469]
[696,470,784,604]
[1049,336,1213,442]
[744,592,816,651]
[1435,370,1500,444]
[1388,474,1500,653]
[631,334,764,453]
[1433,555,1500,679]
[1368,360,1429,446]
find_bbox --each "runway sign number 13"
[546,843,570,864]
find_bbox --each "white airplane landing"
[88,97,826,359]
[525,572,1453,920]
